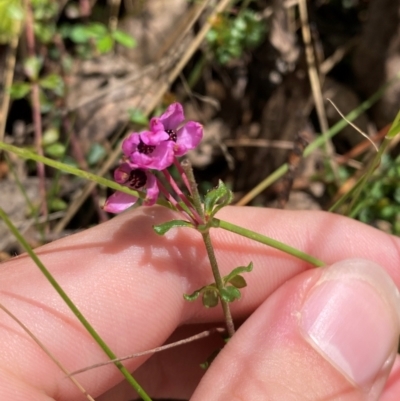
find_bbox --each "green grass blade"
[215,218,325,267]
[0,141,145,199]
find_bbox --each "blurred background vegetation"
[1,0,400,258]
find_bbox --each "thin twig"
[69,327,225,376]
[108,0,121,31]
[298,0,338,180]
[0,22,21,142]
[326,98,378,152]
[0,302,95,401]
[143,0,233,115]
[24,0,48,220]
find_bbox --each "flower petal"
[131,140,174,170]
[103,191,138,213]
[143,173,159,206]
[114,163,132,184]
[140,129,169,145]
[174,121,203,156]
[122,133,141,157]
[157,102,184,130]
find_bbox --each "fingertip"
[192,259,400,401]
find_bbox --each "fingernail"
[301,259,400,388]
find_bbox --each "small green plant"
[60,22,136,57]
[0,0,23,43]
[352,154,400,235]
[206,9,266,65]
[10,56,65,113]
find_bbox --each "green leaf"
[128,108,149,126]
[87,143,106,166]
[227,274,247,288]
[387,109,400,139]
[96,34,114,54]
[59,23,72,39]
[183,290,201,302]
[85,23,108,38]
[112,29,136,48]
[394,187,400,204]
[223,262,253,285]
[39,73,64,96]
[202,289,219,308]
[42,127,59,145]
[69,24,107,44]
[200,349,220,369]
[204,180,233,216]
[24,56,43,81]
[220,286,241,302]
[153,219,194,235]
[34,21,56,44]
[0,0,24,44]
[9,82,31,99]
[48,197,67,211]
[44,142,66,158]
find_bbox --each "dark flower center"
[137,140,155,155]
[166,129,177,142]
[127,169,147,189]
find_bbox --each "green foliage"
[128,108,149,126]
[206,9,266,65]
[153,220,195,235]
[39,74,65,96]
[24,56,43,81]
[183,262,253,307]
[0,0,23,44]
[48,197,68,211]
[386,109,400,139]
[87,143,107,166]
[42,127,66,159]
[9,82,31,99]
[61,22,136,56]
[353,154,400,235]
[204,180,233,218]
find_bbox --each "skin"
[0,206,399,401]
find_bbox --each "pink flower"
[103,163,159,213]
[150,103,203,157]
[122,131,175,171]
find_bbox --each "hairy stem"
[202,231,235,337]
[181,159,235,336]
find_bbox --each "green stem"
[347,136,390,214]
[215,218,325,267]
[202,231,236,337]
[0,207,152,401]
[0,141,175,211]
[181,160,235,336]
[180,159,205,221]
[0,141,143,197]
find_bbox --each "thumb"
[191,259,400,401]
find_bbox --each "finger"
[191,259,400,401]
[381,356,400,401]
[0,207,399,400]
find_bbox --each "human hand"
[0,206,399,401]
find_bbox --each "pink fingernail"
[301,260,400,388]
